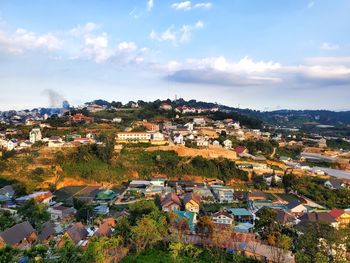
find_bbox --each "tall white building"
[29,128,42,144]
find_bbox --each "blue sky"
[0,0,349,111]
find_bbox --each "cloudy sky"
[0,0,349,111]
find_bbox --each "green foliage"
[83,236,124,263]
[283,174,350,208]
[0,246,19,263]
[252,173,268,190]
[131,216,163,254]
[17,199,50,230]
[255,207,279,240]
[129,200,159,224]
[276,146,302,159]
[0,210,16,231]
[54,237,83,263]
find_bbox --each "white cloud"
[307,1,315,8]
[69,22,98,36]
[147,0,154,11]
[150,21,204,45]
[163,56,350,87]
[320,42,339,50]
[0,28,62,54]
[117,41,138,52]
[83,33,109,63]
[171,1,212,10]
[172,1,192,10]
[195,20,204,28]
[194,2,212,9]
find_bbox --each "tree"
[131,216,162,254]
[129,200,159,224]
[83,236,125,263]
[0,246,20,263]
[17,199,50,230]
[55,237,82,263]
[255,208,279,240]
[196,215,214,237]
[169,242,202,260]
[0,210,16,231]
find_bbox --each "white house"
[212,187,234,203]
[112,117,122,123]
[173,134,184,145]
[212,211,234,225]
[286,200,307,214]
[223,139,233,149]
[7,139,18,151]
[19,141,33,148]
[29,128,42,144]
[152,132,165,141]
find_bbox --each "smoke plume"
[42,89,65,108]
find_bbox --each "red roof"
[235,146,247,154]
[329,208,345,218]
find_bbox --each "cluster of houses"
[0,184,121,250]
[0,127,98,151]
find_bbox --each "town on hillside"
[0,99,350,262]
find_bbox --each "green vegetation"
[326,138,350,151]
[200,202,247,214]
[17,199,50,231]
[276,146,302,159]
[283,174,350,208]
[0,210,16,231]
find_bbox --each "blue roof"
[235,223,254,232]
[229,208,253,216]
[173,210,196,231]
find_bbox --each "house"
[212,140,221,147]
[329,209,350,227]
[94,205,109,215]
[274,209,295,225]
[159,103,172,111]
[7,139,18,151]
[16,191,54,205]
[151,132,165,142]
[299,212,339,228]
[229,208,254,223]
[234,146,248,155]
[161,192,182,212]
[94,221,114,238]
[58,222,89,247]
[286,200,307,215]
[29,128,42,144]
[212,186,234,203]
[173,133,184,145]
[116,132,152,143]
[70,113,94,123]
[263,175,282,186]
[144,185,164,197]
[183,193,201,213]
[48,140,65,148]
[150,178,166,187]
[234,222,254,233]
[193,187,215,203]
[0,185,15,200]
[95,190,117,202]
[0,221,36,248]
[38,222,56,244]
[19,140,33,148]
[247,191,267,201]
[324,179,346,190]
[48,204,76,220]
[223,139,233,149]
[112,117,122,123]
[212,210,234,226]
[172,210,197,232]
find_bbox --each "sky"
[0,0,349,111]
